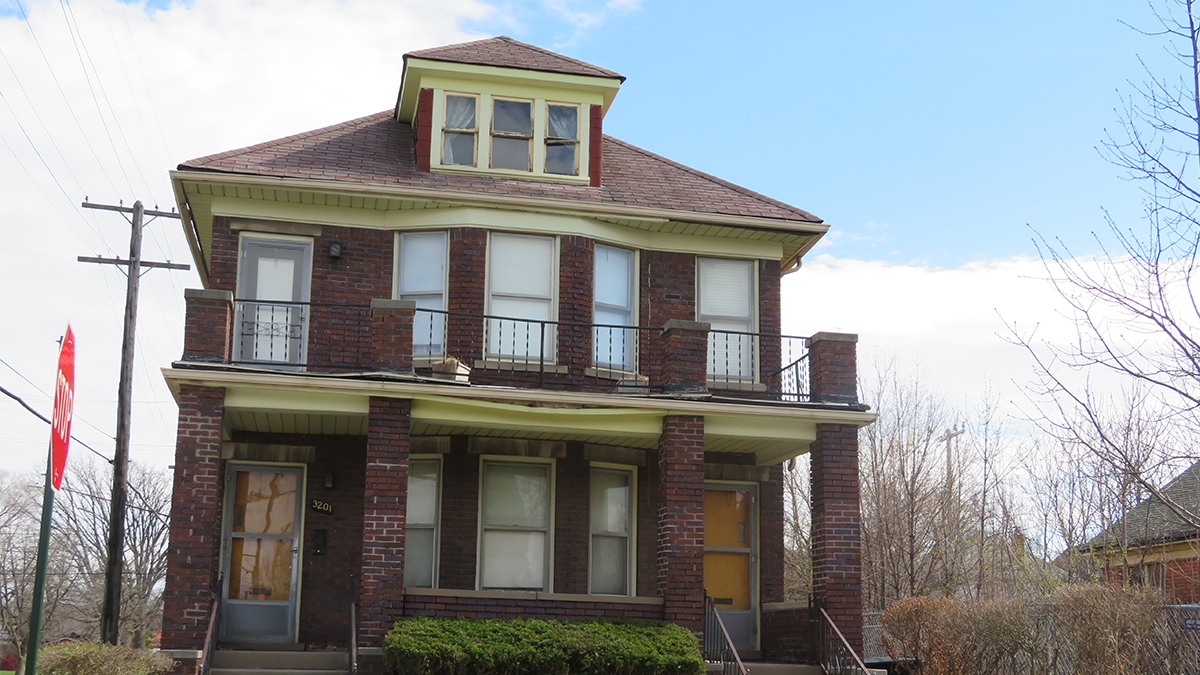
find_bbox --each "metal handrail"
[817,606,870,675]
[199,598,219,675]
[349,602,358,674]
[703,593,749,675]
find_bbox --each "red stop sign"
[50,326,75,491]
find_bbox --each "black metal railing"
[817,607,870,675]
[199,597,219,675]
[703,593,749,675]
[224,300,812,401]
[234,299,308,365]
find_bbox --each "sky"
[0,0,1173,481]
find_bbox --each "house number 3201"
[310,499,333,513]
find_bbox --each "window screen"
[487,233,555,359]
[405,459,440,588]
[480,461,551,590]
[594,245,635,371]
[590,468,632,595]
[397,232,447,357]
[697,258,756,381]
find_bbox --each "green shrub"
[37,642,174,675]
[383,616,704,675]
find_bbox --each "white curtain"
[547,105,577,140]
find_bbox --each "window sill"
[707,380,766,392]
[403,587,664,605]
[431,164,590,186]
[584,367,642,381]
[475,359,568,374]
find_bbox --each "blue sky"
[0,0,1176,475]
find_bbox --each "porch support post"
[655,414,705,635]
[161,385,226,655]
[182,289,233,363]
[358,397,411,646]
[658,320,709,394]
[807,332,863,656]
[370,299,415,373]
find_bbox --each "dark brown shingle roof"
[1085,460,1200,550]
[177,111,821,224]
[406,36,624,81]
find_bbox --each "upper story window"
[405,457,441,588]
[491,98,533,171]
[396,231,448,357]
[697,258,756,381]
[479,459,553,591]
[593,244,635,372]
[487,232,557,360]
[545,104,579,175]
[442,95,478,167]
[234,235,312,366]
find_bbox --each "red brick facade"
[371,300,415,372]
[655,415,706,633]
[181,290,232,363]
[162,386,225,650]
[415,88,433,172]
[658,320,709,393]
[359,397,412,645]
[808,332,858,404]
[589,105,603,187]
[402,592,663,621]
[810,423,863,655]
[762,605,816,663]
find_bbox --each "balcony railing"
[225,300,812,402]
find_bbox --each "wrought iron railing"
[817,607,870,675]
[224,301,813,401]
[703,593,748,675]
[199,597,219,675]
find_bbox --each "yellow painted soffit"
[162,367,878,427]
[398,58,623,122]
[413,396,663,438]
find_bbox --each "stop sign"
[50,326,75,491]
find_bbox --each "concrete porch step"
[212,650,350,670]
[211,669,347,675]
[707,663,823,675]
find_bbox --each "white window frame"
[485,232,559,363]
[697,257,759,383]
[441,92,479,167]
[404,455,442,589]
[588,462,637,596]
[233,232,314,368]
[544,101,580,176]
[490,96,534,172]
[476,456,556,592]
[592,244,638,374]
[394,231,449,358]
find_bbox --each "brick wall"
[437,437,478,590]
[808,333,858,404]
[761,606,815,663]
[1166,556,1200,603]
[553,445,590,594]
[402,594,663,621]
[656,415,705,633]
[810,423,863,656]
[371,299,415,372]
[758,259,782,387]
[636,461,658,597]
[589,105,603,187]
[415,88,433,172]
[658,320,709,393]
[760,465,785,606]
[161,386,225,651]
[447,228,487,363]
[181,289,232,363]
[640,251,696,387]
[557,236,594,375]
[359,397,411,645]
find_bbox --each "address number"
[310,499,333,513]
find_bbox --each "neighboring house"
[159,36,874,674]
[1079,459,1200,604]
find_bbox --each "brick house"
[159,36,875,673]
[1081,459,1200,604]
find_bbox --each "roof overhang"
[170,170,828,287]
[164,366,875,467]
[396,57,624,123]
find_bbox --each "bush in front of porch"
[383,616,704,675]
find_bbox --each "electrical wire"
[0,356,115,441]
[0,382,113,464]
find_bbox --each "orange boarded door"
[703,488,752,610]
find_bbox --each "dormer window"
[442,94,478,167]
[545,104,578,175]
[491,98,533,171]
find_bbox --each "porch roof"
[163,365,875,466]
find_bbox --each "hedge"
[36,642,174,675]
[383,616,705,675]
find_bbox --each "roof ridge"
[602,135,821,223]
[406,35,623,81]
[180,111,391,169]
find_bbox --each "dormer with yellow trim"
[395,36,624,186]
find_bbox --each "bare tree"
[1015,0,1200,528]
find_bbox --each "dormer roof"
[406,36,625,82]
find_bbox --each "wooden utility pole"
[80,200,187,645]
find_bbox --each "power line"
[0,355,115,441]
[0,382,113,465]
[0,132,102,252]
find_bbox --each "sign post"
[24,327,75,675]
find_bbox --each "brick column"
[358,397,411,646]
[656,414,705,634]
[161,386,225,652]
[807,332,862,656]
[658,320,709,394]
[182,289,233,363]
[760,466,785,605]
[371,299,415,372]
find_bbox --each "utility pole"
[941,424,965,496]
[80,200,188,646]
